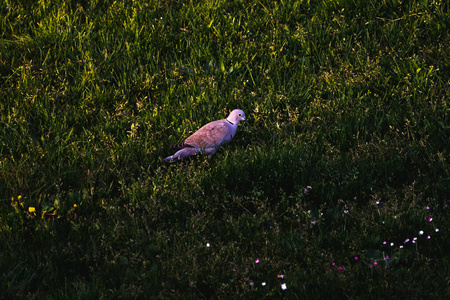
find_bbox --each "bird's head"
[227,109,246,125]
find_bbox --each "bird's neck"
[226,118,234,125]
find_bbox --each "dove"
[164,109,246,163]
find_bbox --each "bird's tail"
[163,148,198,163]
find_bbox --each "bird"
[164,109,246,163]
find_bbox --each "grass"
[1,0,449,298]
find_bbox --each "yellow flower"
[18,195,22,200]
[29,207,36,213]
[73,204,77,208]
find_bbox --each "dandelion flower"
[28,207,36,213]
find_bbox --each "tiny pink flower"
[385,256,389,260]
[383,241,387,245]
[373,262,377,266]
[427,235,431,239]
[354,256,358,260]
[428,217,433,222]
[255,259,259,264]
[404,238,410,243]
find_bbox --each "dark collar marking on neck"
[226,119,234,125]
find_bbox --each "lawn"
[1,0,449,298]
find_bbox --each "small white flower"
[262,282,266,286]
[390,242,394,246]
[419,230,424,235]
[435,228,439,232]
[206,243,211,247]
[281,283,287,290]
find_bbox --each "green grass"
[1,0,449,298]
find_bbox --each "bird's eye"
[239,113,242,116]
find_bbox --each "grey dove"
[164,109,246,163]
